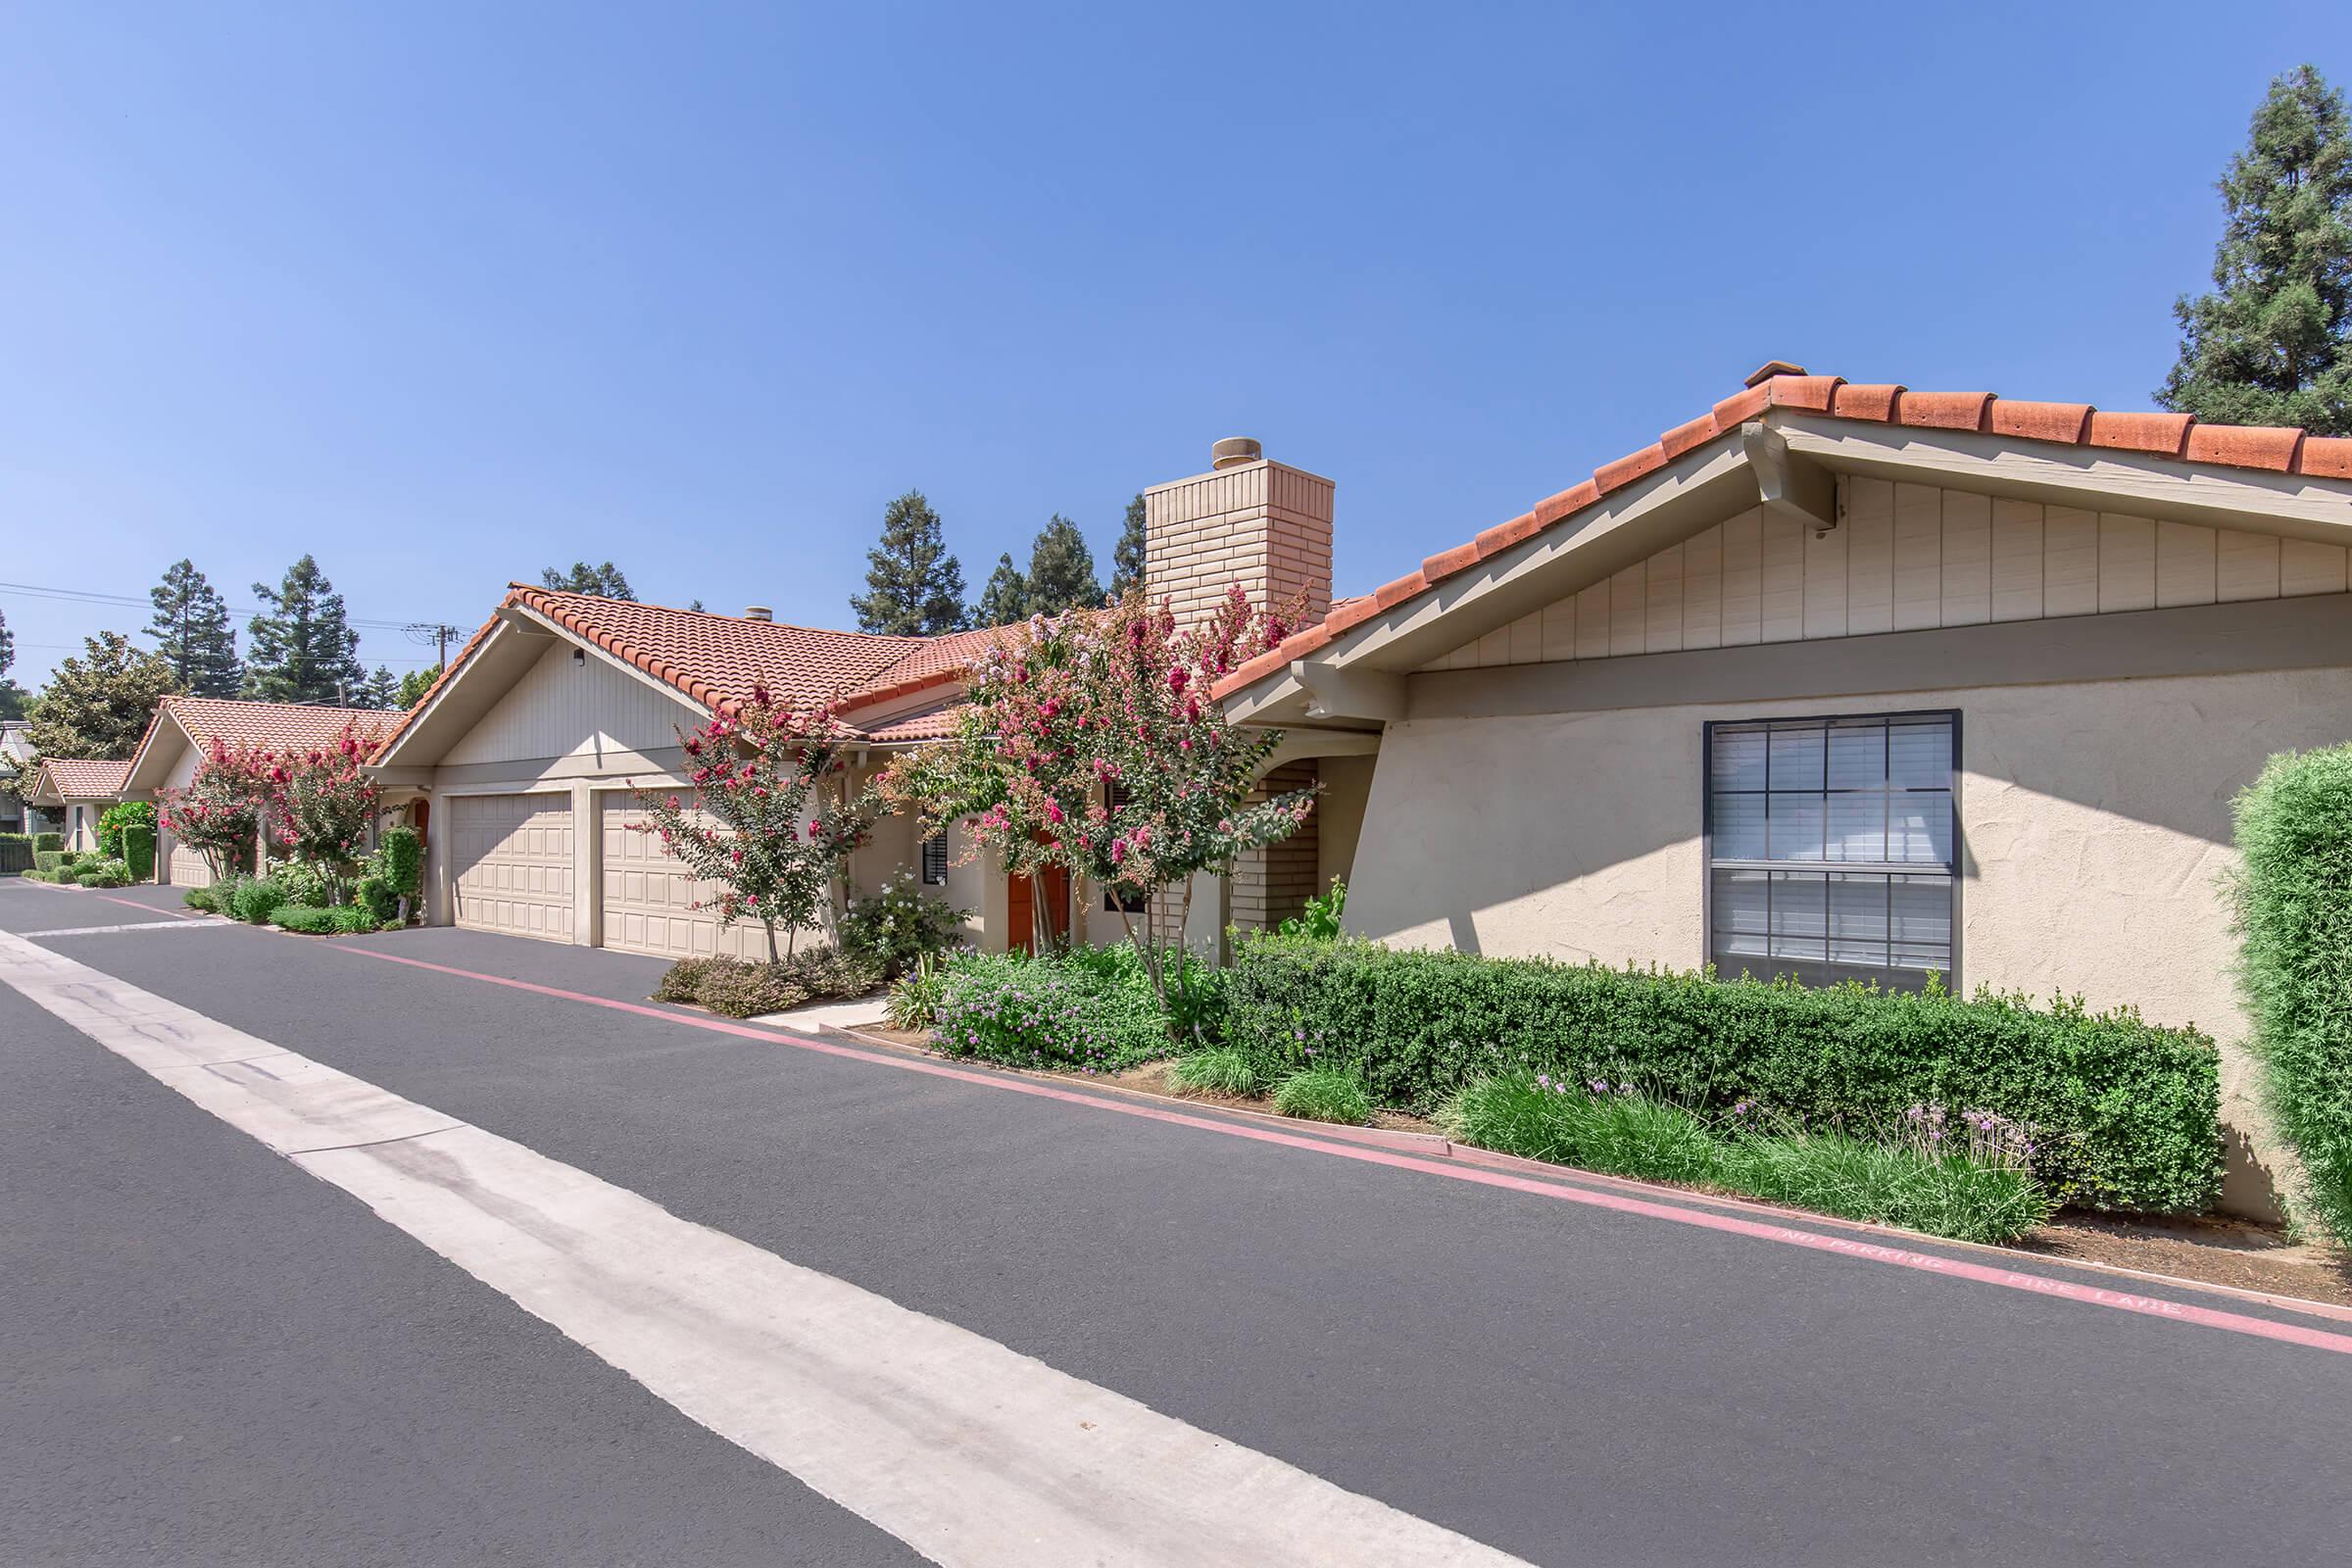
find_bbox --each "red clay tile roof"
[164,696,390,756]
[1213,370,2352,699]
[859,699,972,743]
[39,759,131,798]
[375,587,1017,756]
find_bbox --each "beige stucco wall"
[1348,663,2352,1218]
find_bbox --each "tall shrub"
[268,722,379,877]
[2230,744,2352,1238]
[95,799,155,859]
[160,738,273,881]
[632,686,877,962]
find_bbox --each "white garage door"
[600,795,768,960]
[451,793,575,943]
[166,834,212,888]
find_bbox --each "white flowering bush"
[840,866,968,979]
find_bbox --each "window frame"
[1699,708,1962,990]
[920,830,950,888]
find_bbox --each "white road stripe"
[13,919,227,938]
[0,930,1530,1568]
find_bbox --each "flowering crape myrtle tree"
[268,722,381,897]
[633,686,879,963]
[881,587,1315,1028]
[160,738,275,881]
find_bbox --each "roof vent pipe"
[743,606,773,621]
[1209,436,1262,470]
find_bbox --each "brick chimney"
[1142,440,1336,946]
[1143,439,1335,629]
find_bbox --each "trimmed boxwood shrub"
[32,850,70,875]
[120,823,156,882]
[32,832,63,854]
[1224,937,2221,1213]
[75,858,133,888]
[2230,744,2352,1241]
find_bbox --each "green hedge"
[2230,744,2352,1240]
[32,850,71,874]
[1224,937,2221,1213]
[120,824,156,881]
[32,832,63,854]
[932,947,1176,1072]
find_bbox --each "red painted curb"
[329,943,2352,1359]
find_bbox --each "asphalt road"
[6,876,2351,1567]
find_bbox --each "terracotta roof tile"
[860,699,970,743]
[1211,367,2352,702]
[40,759,130,798]
[165,696,389,758]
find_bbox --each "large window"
[1704,711,1957,991]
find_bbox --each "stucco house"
[1211,363,2352,1217]
[1,719,38,836]
[24,758,131,852]
[122,695,392,886]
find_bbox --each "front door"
[1006,864,1070,955]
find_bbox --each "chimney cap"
[1743,360,1807,388]
[1210,436,1263,470]
[743,605,773,621]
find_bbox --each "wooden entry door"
[1006,864,1070,955]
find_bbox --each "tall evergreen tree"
[2161,65,2352,434]
[851,490,970,634]
[25,631,180,760]
[394,663,442,708]
[356,665,402,710]
[540,562,636,600]
[0,607,24,720]
[147,559,243,697]
[1108,493,1149,601]
[244,556,368,705]
[1023,514,1103,615]
[971,553,1029,627]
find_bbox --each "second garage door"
[599,794,767,960]
[451,793,575,943]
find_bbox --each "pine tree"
[1023,514,1103,615]
[356,666,402,709]
[25,631,180,760]
[850,490,971,634]
[147,559,243,697]
[2161,65,2352,435]
[971,553,1029,626]
[540,562,636,600]
[0,607,24,720]
[1109,493,1149,601]
[244,556,368,706]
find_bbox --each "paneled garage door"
[451,793,575,943]
[599,795,767,960]
[166,835,212,889]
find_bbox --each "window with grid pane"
[920,831,949,886]
[1705,712,1956,991]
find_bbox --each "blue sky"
[3,1,2346,686]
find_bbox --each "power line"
[0,578,466,633]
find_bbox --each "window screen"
[1705,712,1956,990]
[920,831,949,887]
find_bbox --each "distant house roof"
[376,586,1013,760]
[33,758,131,800]
[123,696,392,793]
[1214,368,2352,704]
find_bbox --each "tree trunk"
[763,915,780,964]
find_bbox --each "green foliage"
[182,886,219,912]
[271,905,339,934]
[32,832,62,853]
[662,949,885,1019]
[1108,493,1148,601]
[32,850,71,874]
[1023,514,1103,615]
[376,824,423,918]
[1444,1072,2054,1245]
[327,904,377,934]
[228,875,286,925]
[353,875,398,925]
[931,947,1173,1072]
[148,559,243,697]
[540,562,635,600]
[2230,743,2352,1239]
[394,664,441,708]
[25,630,180,760]
[269,858,338,908]
[1224,937,2221,1213]
[885,952,950,1030]
[120,824,155,881]
[1270,1067,1373,1125]
[242,555,366,705]
[1276,877,1347,941]
[1169,1048,1262,1098]
[853,490,969,634]
[74,858,132,888]
[96,800,155,859]
[971,553,1029,627]
[2161,65,2352,434]
[841,867,968,978]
